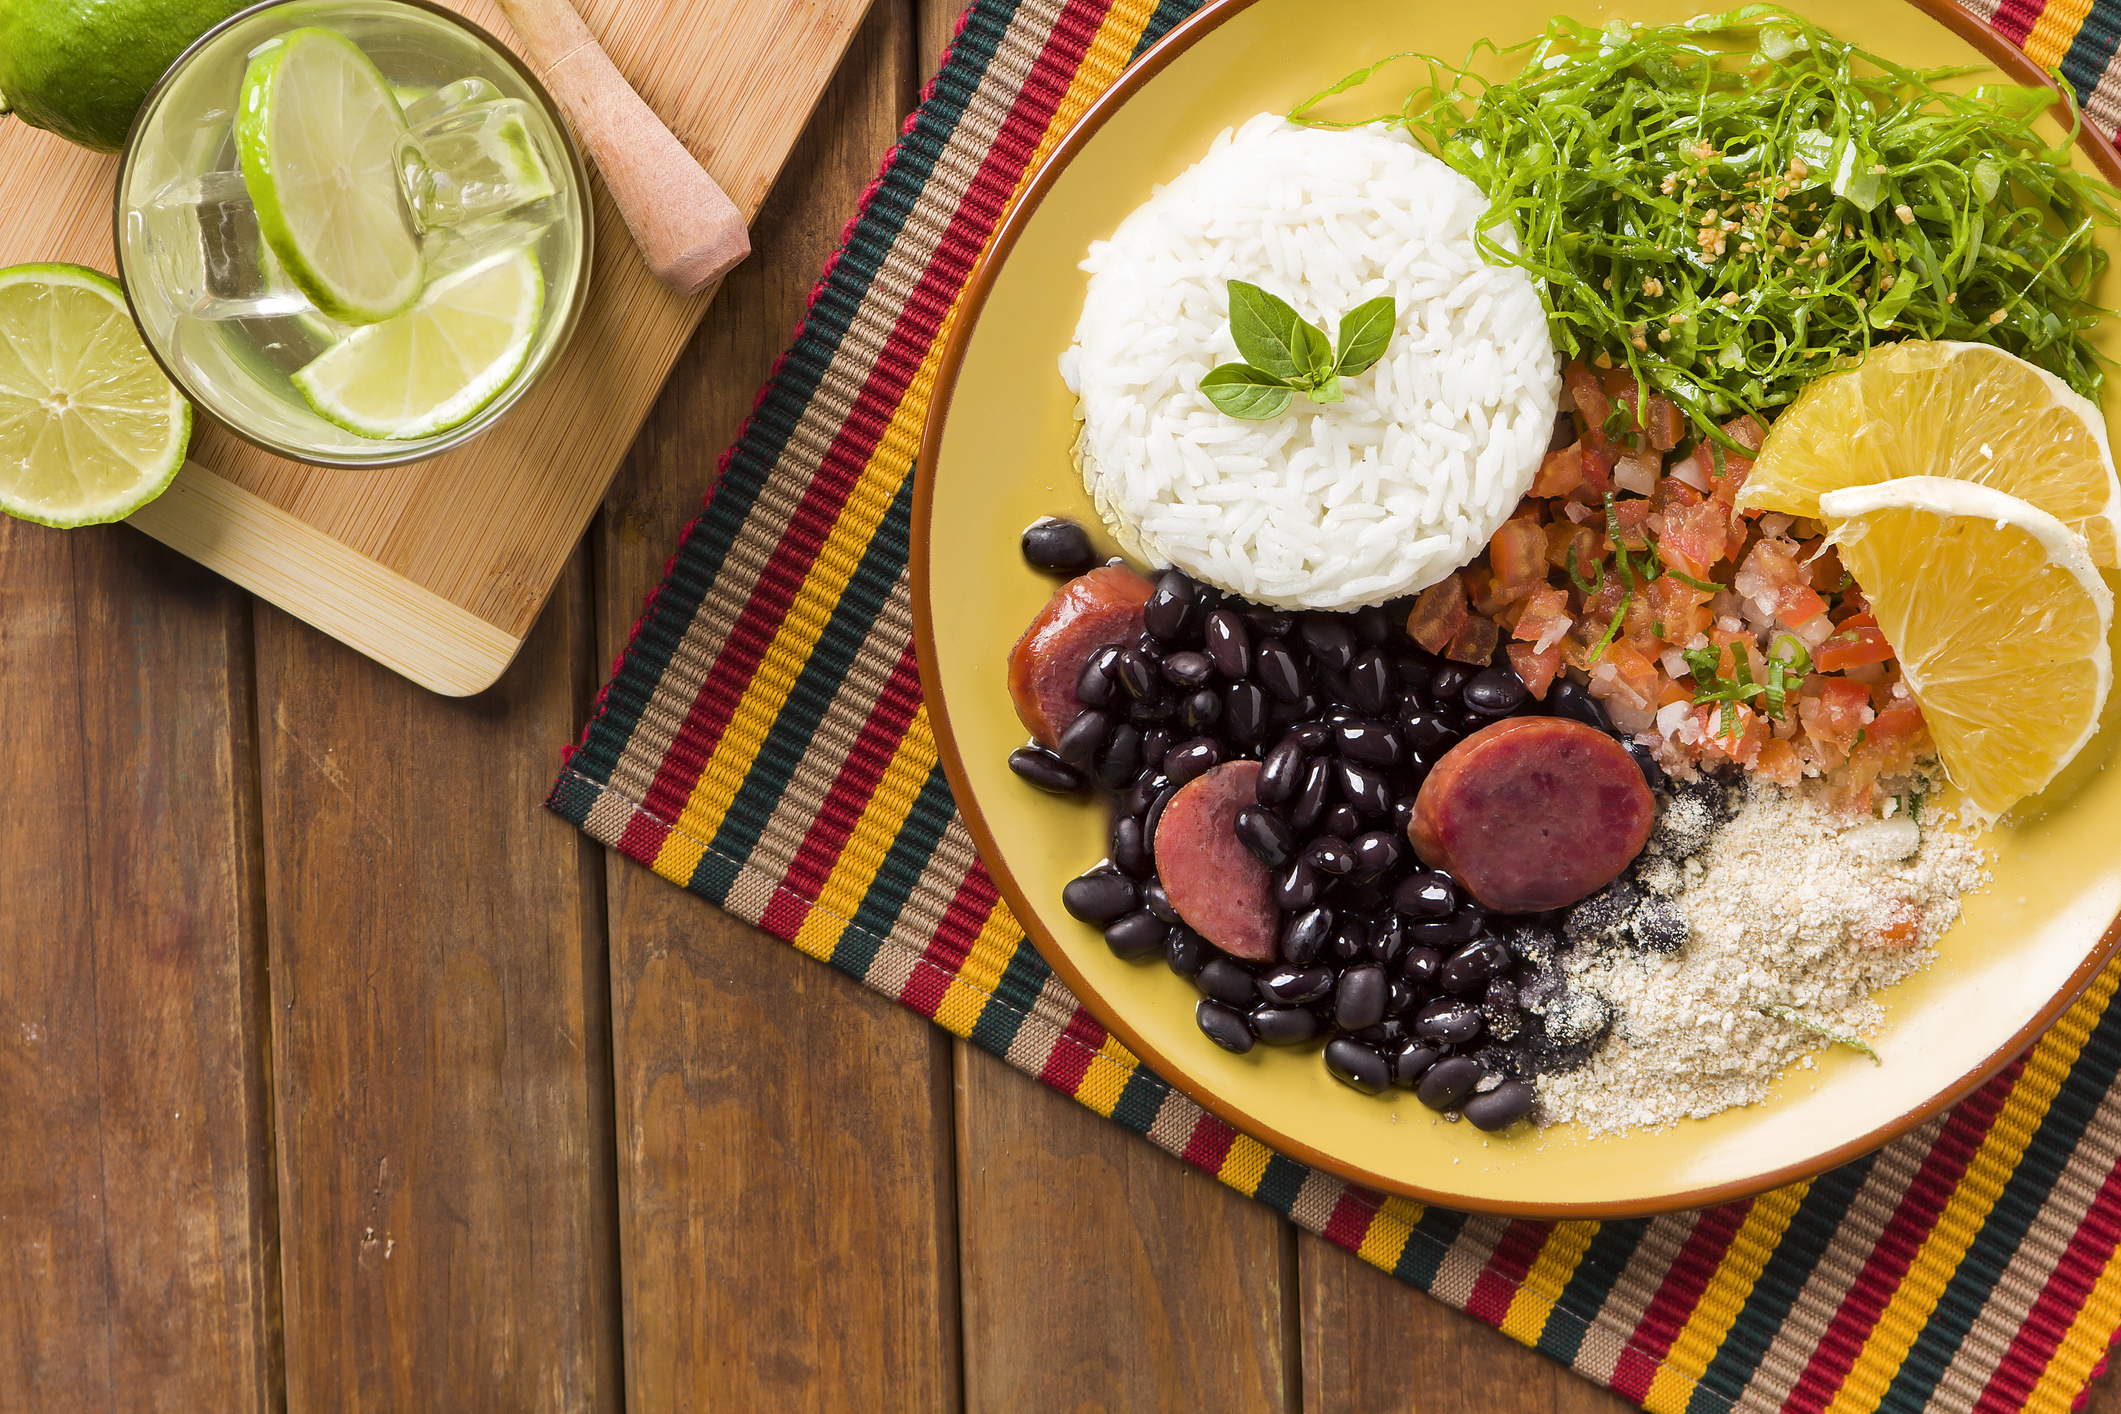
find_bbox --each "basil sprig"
[1200,280,1397,420]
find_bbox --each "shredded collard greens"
[1292,5,2120,435]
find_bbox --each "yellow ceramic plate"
[913,0,2121,1216]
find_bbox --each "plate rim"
[911,0,2121,1218]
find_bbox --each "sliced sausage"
[1153,759,1276,961]
[1008,564,1154,747]
[1409,717,1654,913]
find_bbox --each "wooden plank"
[592,4,962,1409]
[0,520,279,1414]
[954,1043,1297,1412]
[1301,1230,1638,1414]
[253,551,619,1413]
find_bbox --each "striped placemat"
[548,0,2121,1407]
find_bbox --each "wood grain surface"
[10,1,2121,1411]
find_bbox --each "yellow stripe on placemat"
[1822,964,2119,1414]
[1358,1195,1428,1268]
[2024,0,2093,67]
[2033,1217,2121,1414]
[1216,1131,1277,1194]
[1503,1222,1599,1344]
[1643,1184,1810,1413]
[786,711,939,963]
[930,881,1028,1036]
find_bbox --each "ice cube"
[137,170,316,321]
[400,95,560,233]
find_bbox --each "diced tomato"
[1799,678,1873,760]
[1547,523,1605,579]
[1601,639,1660,705]
[1657,677,1693,707]
[1835,608,1878,631]
[1645,395,1684,451]
[1648,575,1712,644]
[1609,497,1654,550]
[1507,640,1563,699]
[1807,544,1844,593]
[1708,622,1763,682]
[1756,736,1803,787]
[1565,361,1612,440]
[1445,613,1500,665]
[1532,442,1585,498]
[1512,586,1572,648]
[1658,500,1729,580]
[1489,517,1549,596]
[1837,696,1933,812]
[1815,625,1893,672]
[1777,584,1828,625]
[1697,701,1766,767]
[1623,591,1659,655]
[1706,414,1766,521]
[1861,896,1924,949]
[1613,448,1661,496]
[1406,576,1468,655]
[1579,445,1616,494]
[1464,564,1506,617]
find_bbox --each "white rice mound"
[1060,114,1562,610]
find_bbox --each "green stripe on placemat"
[550,0,2121,1408]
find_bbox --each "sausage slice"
[1153,760,1277,961]
[1410,717,1654,913]
[1007,565,1154,748]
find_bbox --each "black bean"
[1336,759,1394,817]
[1335,964,1388,1030]
[1196,999,1255,1054]
[1142,782,1179,849]
[1258,965,1335,1006]
[1463,666,1529,717]
[1279,907,1334,967]
[1251,1005,1320,1046]
[1291,757,1332,831]
[1224,682,1269,744]
[1124,769,1170,818]
[1463,1079,1537,1132]
[1145,571,1197,643]
[1255,639,1308,702]
[1246,609,1298,640]
[1354,605,1394,645]
[1177,689,1219,734]
[1056,708,1111,767]
[1008,746,1086,793]
[1303,836,1356,876]
[1300,615,1356,671]
[1324,1037,1391,1094]
[1335,719,1402,766]
[1398,708,1457,753]
[1266,692,1321,729]
[1109,817,1150,878]
[1235,805,1294,868]
[1127,693,1176,725]
[1388,977,1419,1015]
[1546,678,1613,733]
[1484,977,1519,1016]
[1408,906,1485,945]
[1345,651,1394,715]
[1021,517,1096,572]
[1258,739,1305,805]
[1330,915,1369,965]
[1315,664,1354,707]
[1414,996,1484,1044]
[1320,804,1361,841]
[1076,645,1121,707]
[1391,1041,1441,1088]
[1285,721,1333,751]
[1104,910,1167,961]
[1429,663,1470,701]
[1163,736,1223,786]
[1441,938,1513,993]
[1117,649,1158,699]
[1351,830,1403,881]
[1273,859,1320,911]
[1140,728,1171,771]
[1396,655,1434,695]
[1416,1055,1484,1110]
[1393,872,1456,917]
[1627,740,1668,792]
[1391,797,1418,837]
[1400,946,1443,985]
[1164,924,1206,975]
[1163,651,1213,689]
[1096,725,1143,792]
[1063,870,1138,923]
[1197,956,1258,1007]
[1368,911,1405,963]
[1203,610,1250,679]
[1143,879,1179,924]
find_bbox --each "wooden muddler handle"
[492,0,749,297]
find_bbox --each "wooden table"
[5,4,2118,1410]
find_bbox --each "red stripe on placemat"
[916,865,1008,997]
[1778,1058,2027,1414]
[631,0,1117,826]
[1039,1004,1112,1092]
[1182,1113,1240,1172]
[1467,1222,1554,1323]
[616,810,671,866]
[1611,1201,1753,1401]
[1323,1189,1379,1249]
[758,642,928,937]
[1974,1156,2121,1412]
[1990,0,2043,43]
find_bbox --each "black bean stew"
[1007,519,1638,1133]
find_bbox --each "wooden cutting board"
[0,0,873,694]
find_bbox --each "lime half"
[292,247,543,440]
[237,27,423,324]
[0,264,191,527]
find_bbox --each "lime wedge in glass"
[291,246,542,440]
[0,264,191,528]
[237,27,423,324]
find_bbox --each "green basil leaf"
[1333,296,1397,378]
[1295,315,1334,383]
[1226,279,1311,380]
[1200,362,1296,419]
[1306,372,1344,404]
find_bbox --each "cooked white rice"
[1060,114,1561,610]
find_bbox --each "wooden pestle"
[491,0,749,297]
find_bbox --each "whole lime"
[0,0,253,152]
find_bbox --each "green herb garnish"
[1201,280,1397,419]
[1758,1003,1881,1063]
[1292,5,2121,434]
[1586,585,1633,664]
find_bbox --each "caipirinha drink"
[117,0,591,466]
